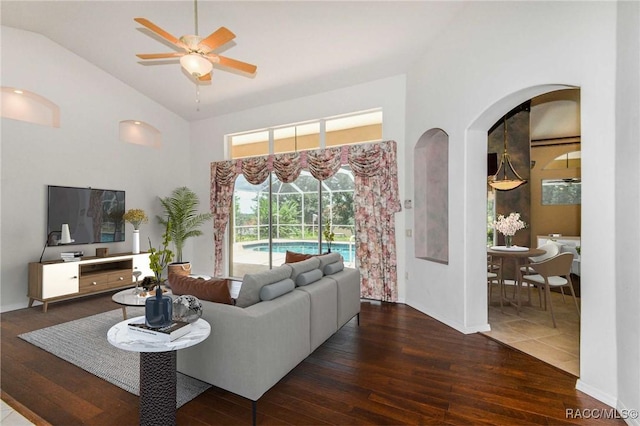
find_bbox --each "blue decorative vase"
[145,285,173,328]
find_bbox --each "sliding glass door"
[229,167,355,277]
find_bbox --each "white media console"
[28,252,152,312]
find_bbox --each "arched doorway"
[485,90,581,376]
[466,84,581,376]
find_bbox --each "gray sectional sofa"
[176,252,361,404]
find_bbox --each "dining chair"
[487,255,505,310]
[517,241,562,304]
[521,252,580,328]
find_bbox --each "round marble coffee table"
[112,287,172,319]
[107,316,210,426]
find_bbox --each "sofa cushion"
[284,250,313,264]
[316,252,343,272]
[169,275,233,305]
[236,264,293,308]
[260,278,295,301]
[294,278,338,351]
[295,269,323,287]
[289,257,321,282]
[324,261,344,275]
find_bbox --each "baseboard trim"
[576,379,618,408]
[617,400,640,426]
[406,301,489,334]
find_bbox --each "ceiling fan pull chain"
[195,84,200,111]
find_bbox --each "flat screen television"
[47,185,125,246]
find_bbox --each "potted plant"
[145,221,174,288]
[323,219,335,253]
[158,187,212,277]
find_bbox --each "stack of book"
[127,321,192,342]
[60,251,83,262]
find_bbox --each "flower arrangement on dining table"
[493,212,527,247]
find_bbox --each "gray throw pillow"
[289,257,321,282]
[324,261,344,275]
[236,264,293,308]
[316,252,343,272]
[295,268,323,286]
[259,278,295,301]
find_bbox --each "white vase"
[132,230,140,254]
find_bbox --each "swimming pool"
[243,241,355,263]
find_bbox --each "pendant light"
[489,117,527,191]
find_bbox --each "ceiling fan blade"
[212,55,257,75]
[136,53,185,60]
[198,73,212,82]
[199,27,236,52]
[134,18,186,49]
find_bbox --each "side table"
[107,316,210,426]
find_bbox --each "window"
[229,109,382,158]
[227,109,380,276]
[541,179,581,205]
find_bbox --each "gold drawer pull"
[92,281,97,285]
[118,277,124,281]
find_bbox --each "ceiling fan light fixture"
[180,53,213,77]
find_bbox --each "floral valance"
[213,143,389,185]
[210,140,401,302]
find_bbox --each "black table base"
[140,351,177,426]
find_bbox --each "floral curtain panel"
[210,140,401,302]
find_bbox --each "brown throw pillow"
[169,275,233,305]
[284,250,313,264]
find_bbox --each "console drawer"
[107,269,131,285]
[80,274,108,290]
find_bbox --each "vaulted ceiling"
[1,1,466,121]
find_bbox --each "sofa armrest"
[326,267,361,328]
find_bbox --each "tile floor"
[0,400,34,426]
[483,281,580,376]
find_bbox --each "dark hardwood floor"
[1,292,621,425]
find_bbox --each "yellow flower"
[123,209,149,230]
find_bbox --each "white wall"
[404,1,620,407]
[0,26,190,312]
[188,75,408,300]
[615,1,640,422]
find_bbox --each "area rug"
[18,308,211,407]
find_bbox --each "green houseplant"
[158,187,213,264]
[147,221,174,285]
[323,219,335,253]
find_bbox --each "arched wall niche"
[119,120,161,149]
[1,87,60,127]
[414,128,449,264]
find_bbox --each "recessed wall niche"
[414,128,449,264]
[1,87,60,127]
[119,120,161,148]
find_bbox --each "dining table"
[487,246,546,313]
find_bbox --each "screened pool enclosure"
[231,166,356,277]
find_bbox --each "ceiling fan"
[134,1,257,82]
